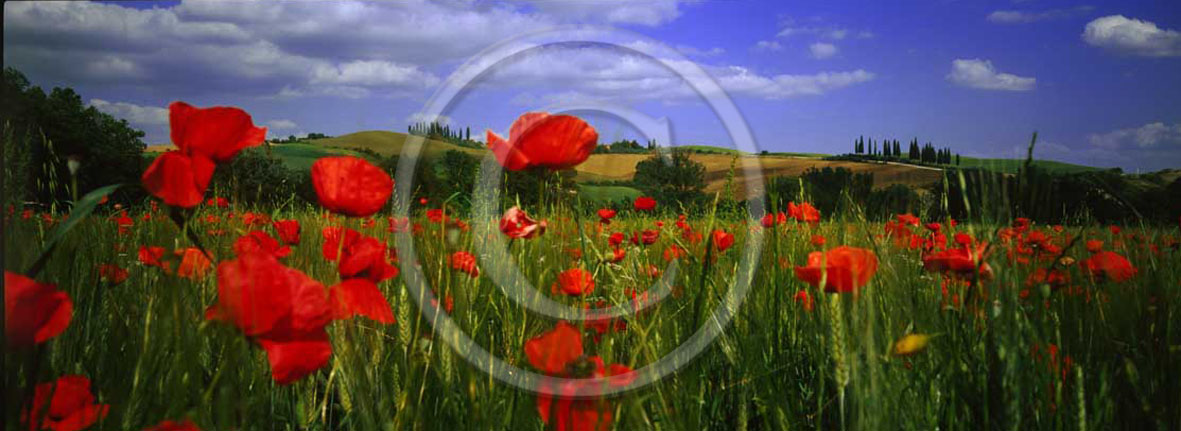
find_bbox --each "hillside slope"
[315,131,945,195]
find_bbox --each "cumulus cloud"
[266,119,299,131]
[753,40,783,51]
[2,1,532,97]
[406,113,452,124]
[809,42,838,59]
[1082,15,1181,57]
[478,44,874,104]
[508,0,686,26]
[88,99,169,125]
[986,6,1094,24]
[1088,121,1181,149]
[946,59,1035,91]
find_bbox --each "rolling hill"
[310,131,947,199]
[146,130,1106,202]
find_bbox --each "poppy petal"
[329,279,395,324]
[141,152,215,208]
[169,101,266,163]
[257,331,332,385]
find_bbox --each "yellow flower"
[892,334,931,356]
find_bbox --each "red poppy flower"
[1025,268,1071,291]
[631,230,658,246]
[311,156,393,217]
[535,359,631,431]
[712,230,735,252]
[794,246,879,294]
[760,213,777,228]
[788,202,820,224]
[23,375,109,431]
[1079,251,1136,282]
[233,231,291,259]
[386,217,410,233]
[205,197,229,208]
[922,241,993,280]
[138,246,170,270]
[607,232,625,248]
[321,227,361,261]
[328,278,395,324]
[337,235,399,283]
[525,322,633,431]
[1085,240,1104,253]
[524,321,584,375]
[169,101,265,163]
[113,211,134,235]
[793,290,814,312]
[925,222,942,233]
[426,209,445,223]
[450,251,479,278]
[141,151,216,208]
[810,234,827,247]
[597,209,616,224]
[5,272,73,349]
[487,112,598,171]
[97,264,129,285]
[552,268,595,296]
[144,420,201,431]
[500,206,547,239]
[608,247,626,263]
[418,197,428,205]
[633,196,657,211]
[205,252,333,384]
[896,213,921,226]
[239,212,270,227]
[175,248,213,280]
[272,220,301,245]
[662,245,686,261]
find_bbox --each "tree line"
[853,136,959,165]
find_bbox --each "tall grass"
[3,192,1179,430]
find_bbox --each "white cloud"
[1082,15,1181,57]
[946,59,1035,91]
[676,44,724,57]
[1088,121,1181,149]
[310,60,439,87]
[479,44,874,103]
[753,40,783,51]
[88,99,168,125]
[406,113,452,125]
[987,6,1094,24]
[2,1,533,97]
[509,0,687,26]
[714,67,874,99]
[265,119,299,131]
[809,42,838,59]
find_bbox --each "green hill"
[957,157,1101,174]
[267,143,375,171]
[310,131,482,159]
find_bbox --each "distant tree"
[633,149,706,208]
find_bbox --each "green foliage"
[1,67,147,206]
[209,147,301,207]
[766,167,874,217]
[633,149,707,209]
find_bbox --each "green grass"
[4,198,1178,430]
[268,143,376,170]
[577,184,643,203]
[311,131,482,159]
[676,145,748,155]
[956,157,1101,174]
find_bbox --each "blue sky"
[4,0,1180,171]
